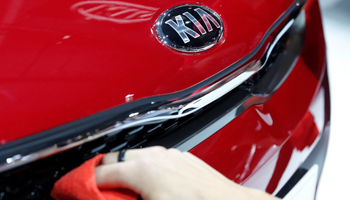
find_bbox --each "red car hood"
[0,0,294,144]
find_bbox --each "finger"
[101,146,167,165]
[182,152,233,182]
[101,152,119,164]
[95,161,141,192]
[182,151,214,170]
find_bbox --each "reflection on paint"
[240,145,256,180]
[256,108,273,126]
[71,1,158,24]
[255,120,262,131]
[125,94,134,102]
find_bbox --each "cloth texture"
[51,154,137,200]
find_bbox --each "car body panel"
[0,0,294,143]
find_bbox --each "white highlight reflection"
[71,1,158,24]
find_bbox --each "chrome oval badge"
[155,5,224,53]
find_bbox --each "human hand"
[95,146,280,200]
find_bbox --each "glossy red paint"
[190,0,328,194]
[0,0,295,143]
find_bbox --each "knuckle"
[166,148,184,159]
[148,146,167,156]
[150,146,167,152]
[182,151,194,157]
[168,148,181,155]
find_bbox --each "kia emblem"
[154,5,224,53]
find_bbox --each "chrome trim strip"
[0,3,304,172]
[282,165,319,200]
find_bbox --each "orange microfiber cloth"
[51,154,137,200]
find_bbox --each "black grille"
[0,110,203,200]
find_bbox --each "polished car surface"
[0,0,329,199]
